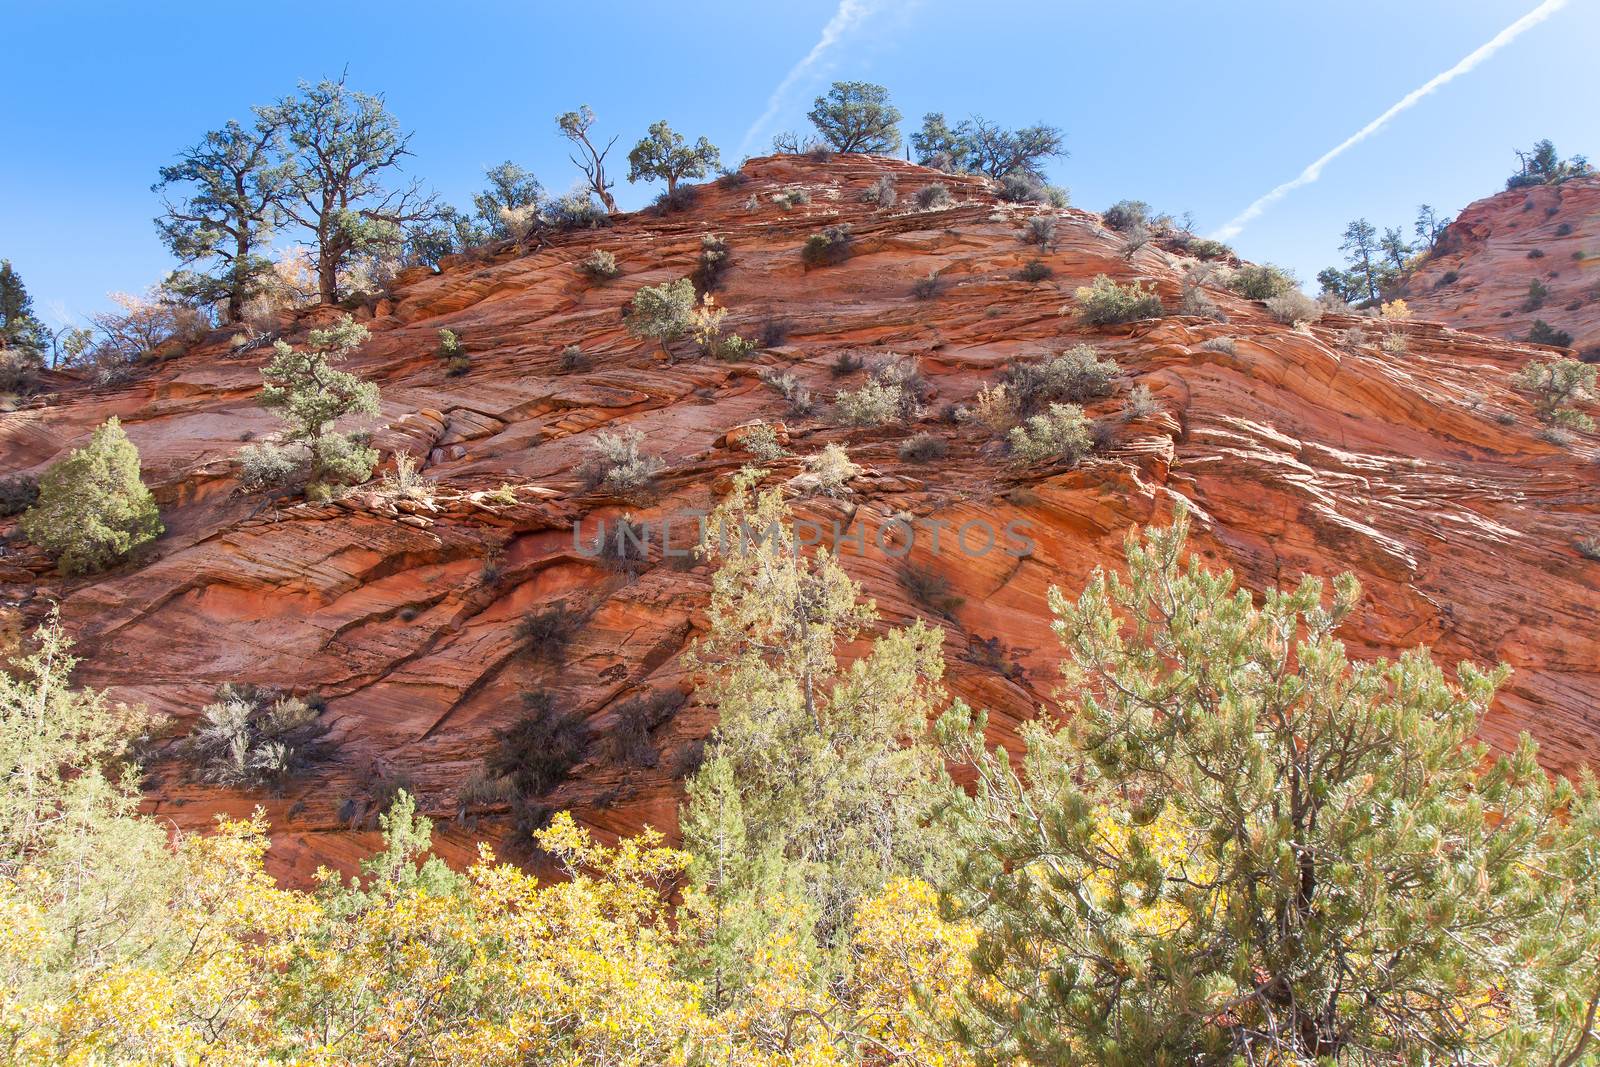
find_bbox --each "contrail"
[1211,0,1569,241]
[738,0,882,157]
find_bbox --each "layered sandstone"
[1402,175,1600,357]
[1,155,1596,882]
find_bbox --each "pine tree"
[257,78,439,304]
[253,315,380,497]
[942,506,1600,1065]
[1339,217,1383,303]
[677,471,953,1008]
[20,418,163,575]
[154,118,292,323]
[807,81,902,154]
[0,259,48,357]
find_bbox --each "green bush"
[1514,356,1595,430]
[1224,263,1297,301]
[861,175,897,207]
[1186,237,1232,259]
[801,225,853,268]
[181,684,329,790]
[1002,345,1119,412]
[254,316,380,497]
[1528,320,1573,348]
[484,691,592,798]
[1101,199,1149,232]
[911,275,942,300]
[772,187,811,210]
[577,249,620,281]
[898,433,948,462]
[1022,216,1057,247]
[996,174,1046,203]
[1014,260,1054,283]
[1523,278,1551,312]
[20,417,163,575]
[438,328,470,376]
[1073,274,1164,325]
[1006,402,1094,465]
[627,278,697,357]
[1266,290,1322,325]
[578,427,664,496]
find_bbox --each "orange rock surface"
[2,155,1597,882]
[1403,175,1600,357]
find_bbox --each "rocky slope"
[1402,175,1600,357]
[2,155,1597,882]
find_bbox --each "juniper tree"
[626,277,697,360]
[20,418,163,575]
[626,121,720,196]
[807,81,902,154]
[250,315,379,497]
[154,117,292,323]
[557,105,619,214]
[472,161,543,238]
[678,472,953,1011]
[1514,356,1596,430]
[257,78,439,304]
[941,507,1600,1066]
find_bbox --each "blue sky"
[3,0,1596,329]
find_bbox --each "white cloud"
[738,0,884,157]
[1212,0,1570,241]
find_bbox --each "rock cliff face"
[2,156,1597,882]
[1402,175,1600,357]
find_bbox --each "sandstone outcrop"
[2,155,1596,882]
[1403,175,1600,357]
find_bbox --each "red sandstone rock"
[1,155,1596,883]
[1402,176,1600,357]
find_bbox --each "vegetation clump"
[1514,356,1595,430]
[243,315,379,499]
[690,235,730,293]
[1006,402,1094,465]
[627,277,697,358]
[1528,319,1574,348]
[860,175,897,207]
[1073,274,1163,324]
[578,427,664,496]
[577,249,620,281]
[942,507,1600,1066]
[913,183,953,211]
[1265,289,1322,326]
[437,327,469,376]
[1001,345,1119,413]
[801,225,854,268]
[1013,259,1053,283]
[1224,262,1298,301]
[20,417,163,575]
[832,357,925,427]
[516,605,586,663]
[484,691,592,798]
[182,684,328,790]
